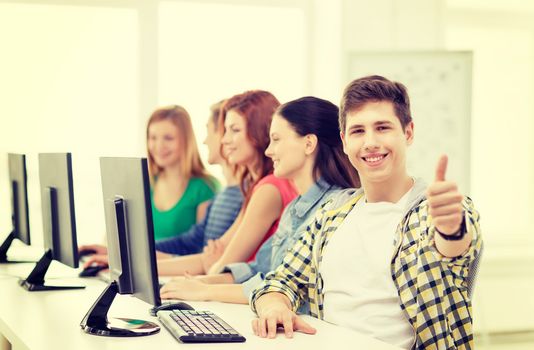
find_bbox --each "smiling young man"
[250,76,482,349]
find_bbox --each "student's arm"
[155,203,212,255]
[157,253,206,276]
[160,278,248,304]
[162,272,235,284]
[252,293,316,339]
[250,236,311,315]
[196,201,210,223]
[212,216,239,250]
[83,250,173,268]
[432,211,473,257]
[194,178,219,223]
[157,212,243,276]
[78,244,107,255]
[250,207,326,338]
[155,251,173,259]
[223,235,273,284]
[207,184,283,274]
[196,273,235,284]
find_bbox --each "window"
[0,3,138,244]
[0,1,309,244]
[158,1,307,177]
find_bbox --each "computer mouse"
[150,302,195,316]
[79,264,107,277]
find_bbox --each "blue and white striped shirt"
[155,186,243,255]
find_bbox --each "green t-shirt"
[151,177,218,241]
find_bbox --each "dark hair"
[276,97,360,188]
[339,75,412,133]
[219,90,280,206]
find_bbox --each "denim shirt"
[224,178,342,312]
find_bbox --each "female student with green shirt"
[80,105,218,256]
[80,102,238,267]
[150,178,216,240]
[147,105,219,240]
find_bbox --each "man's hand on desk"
[252,292,316,339]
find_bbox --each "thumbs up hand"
[427,155,464,235]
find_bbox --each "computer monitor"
[19,153,84,291]
[0,153,32,263]
[80,157,162,337]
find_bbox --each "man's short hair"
[339,75,412,132]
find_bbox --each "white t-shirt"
[320,189,414,349]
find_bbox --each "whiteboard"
[344,51,472,194]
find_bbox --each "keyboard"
[157,309,246,343]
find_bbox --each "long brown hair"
[219,90,280,206]
[146,105,215,188]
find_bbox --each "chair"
[467,242,483,299]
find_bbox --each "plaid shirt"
[251,183,482,350]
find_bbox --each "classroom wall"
[0,0,309,246]
[444,2,534,335]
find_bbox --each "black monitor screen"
[100,157,160,306]
[38,153,79,268]
[19,153,83,290]
[8,153,30,245]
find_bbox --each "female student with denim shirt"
[157,90,298,276]
[160,97,360,304]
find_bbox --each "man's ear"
[304,134,318,155]
[340,131,348,155]
[405,121,414,146]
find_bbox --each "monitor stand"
[80,281,160,337]
[0,231,34,264]
[19,249,85,291]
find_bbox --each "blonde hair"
[146,105,215,188]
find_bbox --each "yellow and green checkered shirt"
[251,187,482,350]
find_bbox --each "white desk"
[0,259,401,350]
